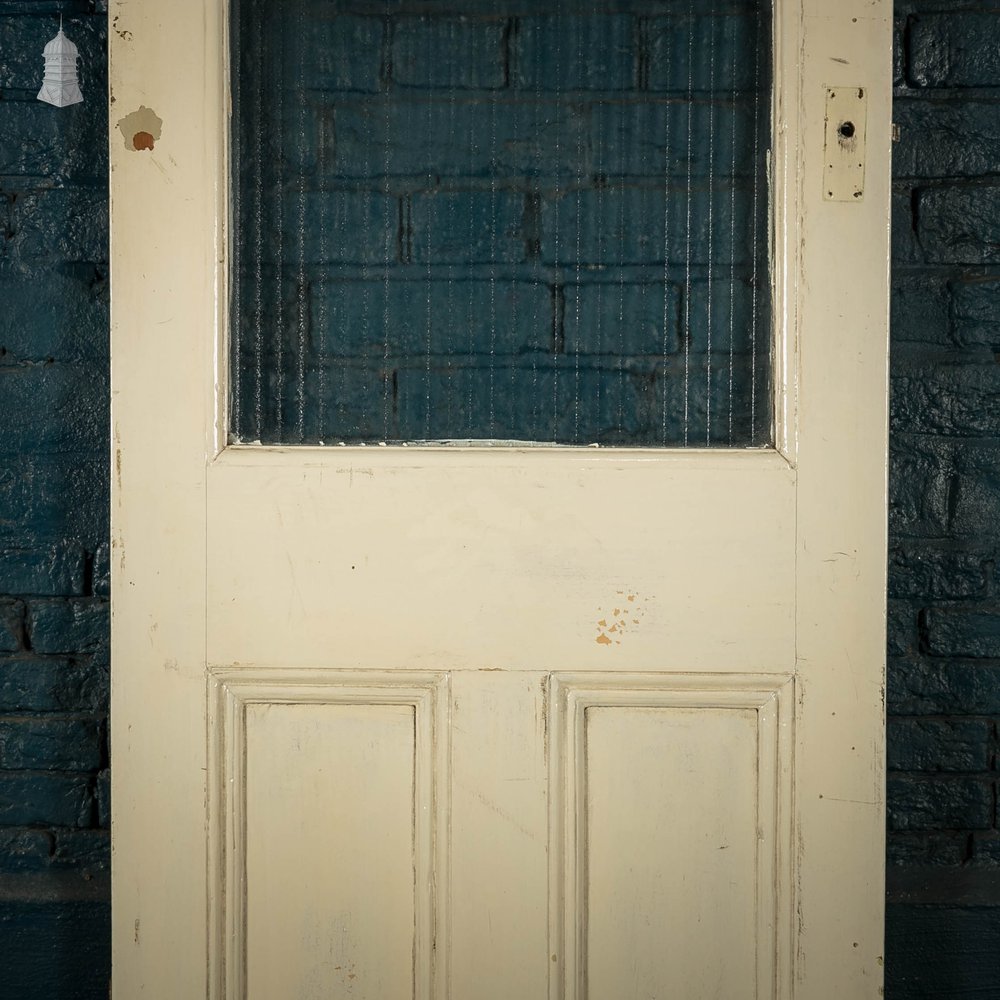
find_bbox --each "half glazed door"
[110,1,891,998]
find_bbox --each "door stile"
[792,0,891,995]
[109,0,228,994]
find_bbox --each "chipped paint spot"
[117,106,163,152]
[595,590,649,646]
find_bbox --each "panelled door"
[110,0,891,997]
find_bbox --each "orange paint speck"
[596,634,612,646]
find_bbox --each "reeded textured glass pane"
[230,0,772,446]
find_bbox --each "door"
[109,1,891,997]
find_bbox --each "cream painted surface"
[245,702,417,1000]
[207,451,795,671]
[549,674,792,1000]
[586,707,758,998]
[208,670,448,1000]
[110,1,891,998]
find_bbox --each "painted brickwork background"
[0,1,110,997]
[887,1,1000,995]
[231,0,772,447]
[1,0,1000,997]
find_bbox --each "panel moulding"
[206,668,450,1000]
[547,672,794,1000]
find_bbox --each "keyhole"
[839,121,856,139]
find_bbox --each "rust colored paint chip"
[116,106,163,152]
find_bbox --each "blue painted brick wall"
[231,0,772,446]
[888,2,1000,996]
[0,1,110,998]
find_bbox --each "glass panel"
[230,0,772,446]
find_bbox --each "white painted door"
[109,1,891,998]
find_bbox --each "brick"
[0,542,85,597]
[0,363,107,457]
[0,827,52,872]
[893,15,906,90]
[925,608,1000,659]
[0,457,109,552]
[951,443,1000,537]
[9,187,108,264]
[891,362,1000,437]
[52,829,109,870]
[0,265,108,362]
[647,351,761,447]
[887,775,993,831]
[329,98,586,180]
[894,100,1000,180]
[953,279,1000,350]
[890,278,949,346]
[888,600,920,657]
[888,545,986,600]
[918,184,1000,265]
[285,14,381,94]
[562,281,682,356]
[540,184,756,266]
[591,99,759,180]
[0,656,107,714]
[886,905,1000,1000]
[0,717,101,772]
[92,541,109,598]
[257,343,762,446]
[394,17,506,89]
[887,831,968,868]
[26,599,108,656]
[887,719,991,772]
[646,13,760,92]
[908,13,1000,88]
[889,659,1000,717]
[891,186,924,266]
[95,768,109,829]
[512,14,634,91]
[971,832,1000,867]
[393,360,656,444]
[0,601,24,654]
[0,897,110,1000]
[275,190,399,266]
[408,190,528,264]
[0,773,92,827]
[0,100,109,182]
[90,636,108,672]
[687,276,765,354]
[888,437,951,537]
[237,94,331,179]
[310,278,551,359]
